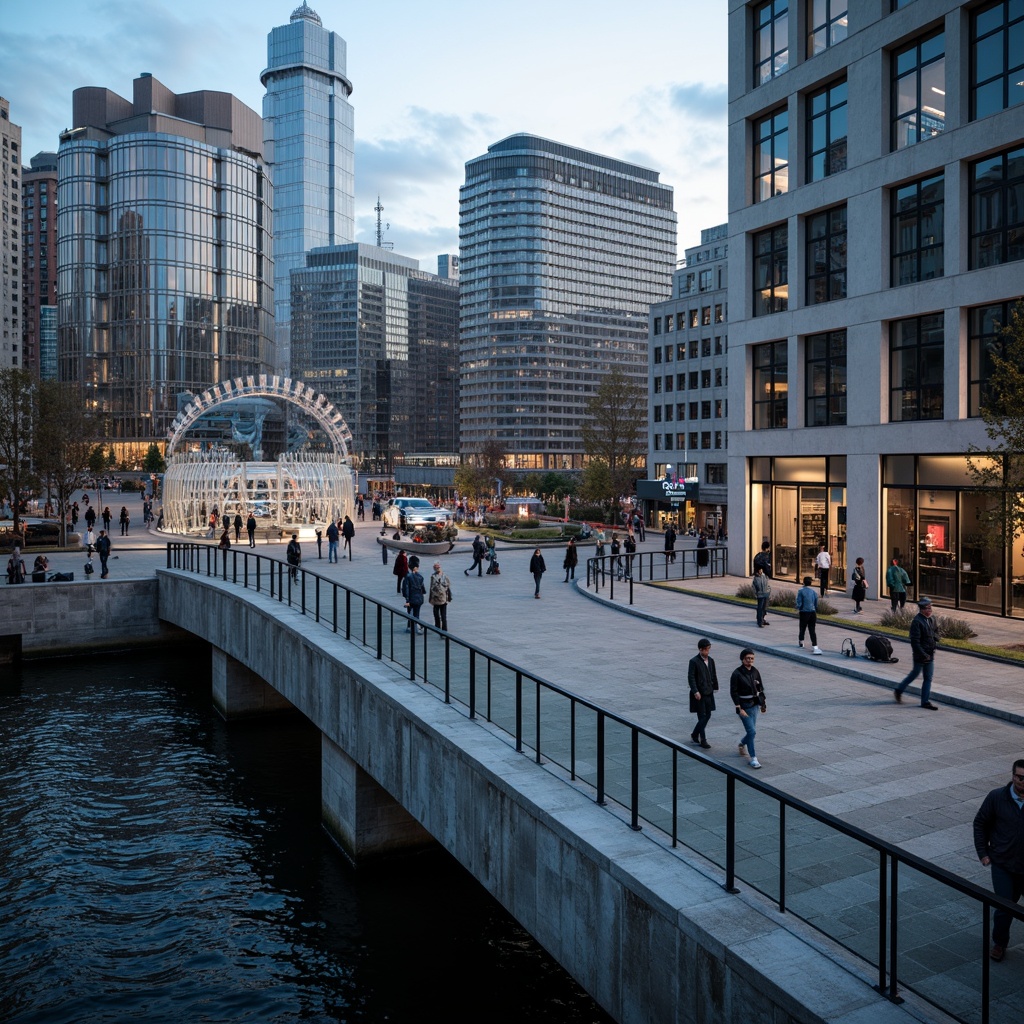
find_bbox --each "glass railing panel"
[733,783,782,904]
[673,757,727,866]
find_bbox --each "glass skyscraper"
[290,244,459,473]
[262,2,355,375]
[57,75,274,455]
[459,134,677,471]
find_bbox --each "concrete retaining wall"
[157,569,927,1024]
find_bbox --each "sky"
[0,0,729,269]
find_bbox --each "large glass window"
[754,108,789,202]
[805,205,847,305]
[891,174,944,285]
[969,144,1024,269]
[890,314,943,421]
[968,302,1015,417]
[753,226,788,316]
[805,330,847,426]
[807,0,848,56]
[891,31,945,150]
[753,340,788,429]
[755,1,790,86]
[971,1,1024,120]
[806,79,847,181]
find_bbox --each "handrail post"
[535,680,542,764]
[515,671,523,752]
[570,700,576,780]
[596,711,606,805]
[888,857,901,1003]
[345,589,351,640]
[629,728,641,831]
[671,749,678,847]
[376,603,383,659]
[778,802,786,913]
[468,650,476,718]
[333,586,338,633]
[876,850,888,995]
[723,774,739,892]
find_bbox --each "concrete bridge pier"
[211,647,295,720]
[322,736,433,863]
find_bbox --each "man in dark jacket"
[973,760,1024,962]
[466,535,486,577]
[686,638,719,749]
[95,530,112,578]
[341,515,355,560]
[893,597,939,709]
[246,514,257,548]
[753,541,772,578]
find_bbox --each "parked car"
[382,498,453,531]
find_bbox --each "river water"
[0,652,612,1024]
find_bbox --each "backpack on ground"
[865,634,898,663]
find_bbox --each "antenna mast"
[374,196,394,250]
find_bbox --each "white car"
[383,498,452,530]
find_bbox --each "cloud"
[667,82,728,123]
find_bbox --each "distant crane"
[374,196,394,250]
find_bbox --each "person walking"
[393,549,409,594]
[246,513,257,548]
[119,506,130,536]
[529,548,546,598]
[315,528,323,559]
[687,638,719,749]
[402,556,426,632]
[102,506,112,533]
[285,533,302,583]
[342,515,355,560]
[595,529,606,560]
[851,557,868,613]
[484,535,498,573]
[796,576,824,654]
[753,540,772,578]
[886,558,910,611]
[696,531,709,573]
[664,524,677,564]
[893,597,940,709]
[233,512,243,543]
[6,546,26,584]
[623,533,636,578]
[973,760,1024,963]
[610,533,622,575]
[95,530,112,579]
[752,563,771,627]
[428,562,453,631]
[730,649,767,769]
[563,538,578,582]
[85,504,97,533]
[218,528,231,552]
[814,543,831,595]
[466,535,486,577]
[634,512,645,542]
[326,519,339,563]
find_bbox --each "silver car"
[383,498,452,530]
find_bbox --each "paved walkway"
[41,521,1023,894]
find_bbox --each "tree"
[143,443,166,474]
[966,301,1024,555]
[454,461,488,502]
[580,369,647,509]
[478,439,515,498]
[0,368,37,534]
[33,380,97,546]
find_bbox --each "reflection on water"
[0,652,611,1024]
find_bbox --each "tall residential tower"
[459,134,676,471]
[262,2,355,374]
[1,98,22,370]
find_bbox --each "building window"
[677,343,686,360]
[806,79,848,181]
[753,340,788,429]
[891,174,944,285]
[689,402,699,420]
[654,435,663,451]
[654,378,662,394]
[702,338,712,357]
[806,204,847,304]
[805,329,847,426]
[689,340,698,359]
[715,368,724,387]
[689,432,699,451]
[701,370,712,388]
[653,347,662,364]
[664,344,674,361]
[890,314,944,421]
[677,403,686,420]
[702,306,711,326]
[701,432,712,450]
[665,375,674,392]
[753,225,788,316]
[892,31,945,150]
[677,373,686,390]
[753,108,789,202]
[699,268,714,290]
[715,304,723,323]
[808,0,848,57]
[653,317,662,335]
[654,406,663,423]
[968,303,1014,417]
[706,464,726,485]
[969,144,1024,269]
[971,1,1024,120]
[664,314,674,333]
[665,433,674,450]
[702,401,712,419]
[665,404,674,421]
[755,1,790,86]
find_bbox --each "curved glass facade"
[57,133,273,451]
[459,135,676,470]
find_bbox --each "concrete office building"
[262,1,355,375]
[22,152,58,379]
[459,134,676,471]
[727,0,1024,616]
[290,243,459,475]
[57,74,274,457]
[645,224,730,535]
[1,98,22,370]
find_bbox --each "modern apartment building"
[459,134,677,471]
[727,0,1024,616]
[57,74,274,457]
[290,244,459,474]
[262,1,355,375]
[647,224,730,536]
[22,152,58,379]
[0,98,21,369]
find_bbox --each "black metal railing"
[585,546,728,603]
[166,541,1021,1024]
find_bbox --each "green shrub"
[880,608,915,631]
[880,607,976,639]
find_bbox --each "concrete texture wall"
[157,569,925,1024]
[0,578,189,659]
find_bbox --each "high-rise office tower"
[290,243,459,474]
[1,98,22,370]
[459,134,676,471]
[57,74,274,456]
[22,151,58,379]
[727,0,1024,617]
[262,1,355,375]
